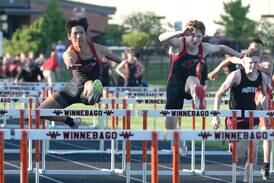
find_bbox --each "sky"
[70,0,274,36]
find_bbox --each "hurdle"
[245,110,274,176]
[0,97,42,128]
[104,86,162,92]
[36,108,135,176]
[12,128,274,183]
[137,109,242,176]
[0,129,13,182]
[0,81,66,89]
[98,97,235,174]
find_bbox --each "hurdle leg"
[121,141,126,172]
[191,101,196,173]
[191,140,195,173]
[200,140,205,173]
[231,112,237,183]
[248,148,254,183]
[200,117,206,174]
[121,100,127,172]
[126,140,131,183]
[270,115,274,175]
[270,141,274,174]
[173,132,180,183]
[20,131,28,183]
[121,117,126,172]
[35,146,40,183]
[35,111,40,183]
[0,132,4,183]
[98,116,105,152]
[110,131,115,172]
[28,140,32,172]
[41,119,48,173]
[126,110,131,183]
[142,163,147,183]
[248,112,254,183]
[231,143,237,183]
[151,132,158,183]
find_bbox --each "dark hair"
[250,38,264,46]
[186,20,206,35]
[244,48,261,58]
[66,17,88,34]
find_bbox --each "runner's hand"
[212,117,221,129]
[69,64,82,70]
[181,26,195,36]
[208,70,218,80]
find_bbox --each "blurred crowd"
[0,50,60,84]
[0,45,147,87]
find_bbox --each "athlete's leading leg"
[185,76,206,109]
[81,80,103,105]
[40,94,80,128]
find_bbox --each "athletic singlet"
[168,37,203,83]
[229,68,262,110]
[63,42,101,97]
[101,61,111,86]
[127,61,137,81]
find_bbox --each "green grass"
[66,102,231,151]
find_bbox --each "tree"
[257,19,274,52]
[104,24,126,46]
[4,17,46,56]
[4,0,66,56]
[122,11,168,51]
[215,0,256,47]
[122,32,149,51]
[42,0,66,48]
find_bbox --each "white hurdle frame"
[12,128,274,183]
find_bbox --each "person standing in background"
[41,51,61,84]
[115,49,145,87]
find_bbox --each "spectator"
[41,51,61,84]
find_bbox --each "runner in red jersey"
[40,17,121,129]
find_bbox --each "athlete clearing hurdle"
[40,17,121,129]
[209,38,272,180]
[212,49,269,182]
[159,20,243,155]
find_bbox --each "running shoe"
[70,118,81,129]
[194,84,206,109]
[88,79,103,105]
[261,168,270,181]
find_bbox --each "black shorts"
[53,83,84,108]
[165,82,192,109]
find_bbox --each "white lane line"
[6,141,143,182]
[5,142,65,183]
[39,175,65,183]
[51,141,92,149]
[48,154,143,183]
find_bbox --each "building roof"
[37,0,116,15]
[0,8,42,15]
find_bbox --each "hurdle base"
[47,149,107,155]
[196,170,262,176]
[39,169,113,175]
[105,149,230,155]
[4,169,267,178]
